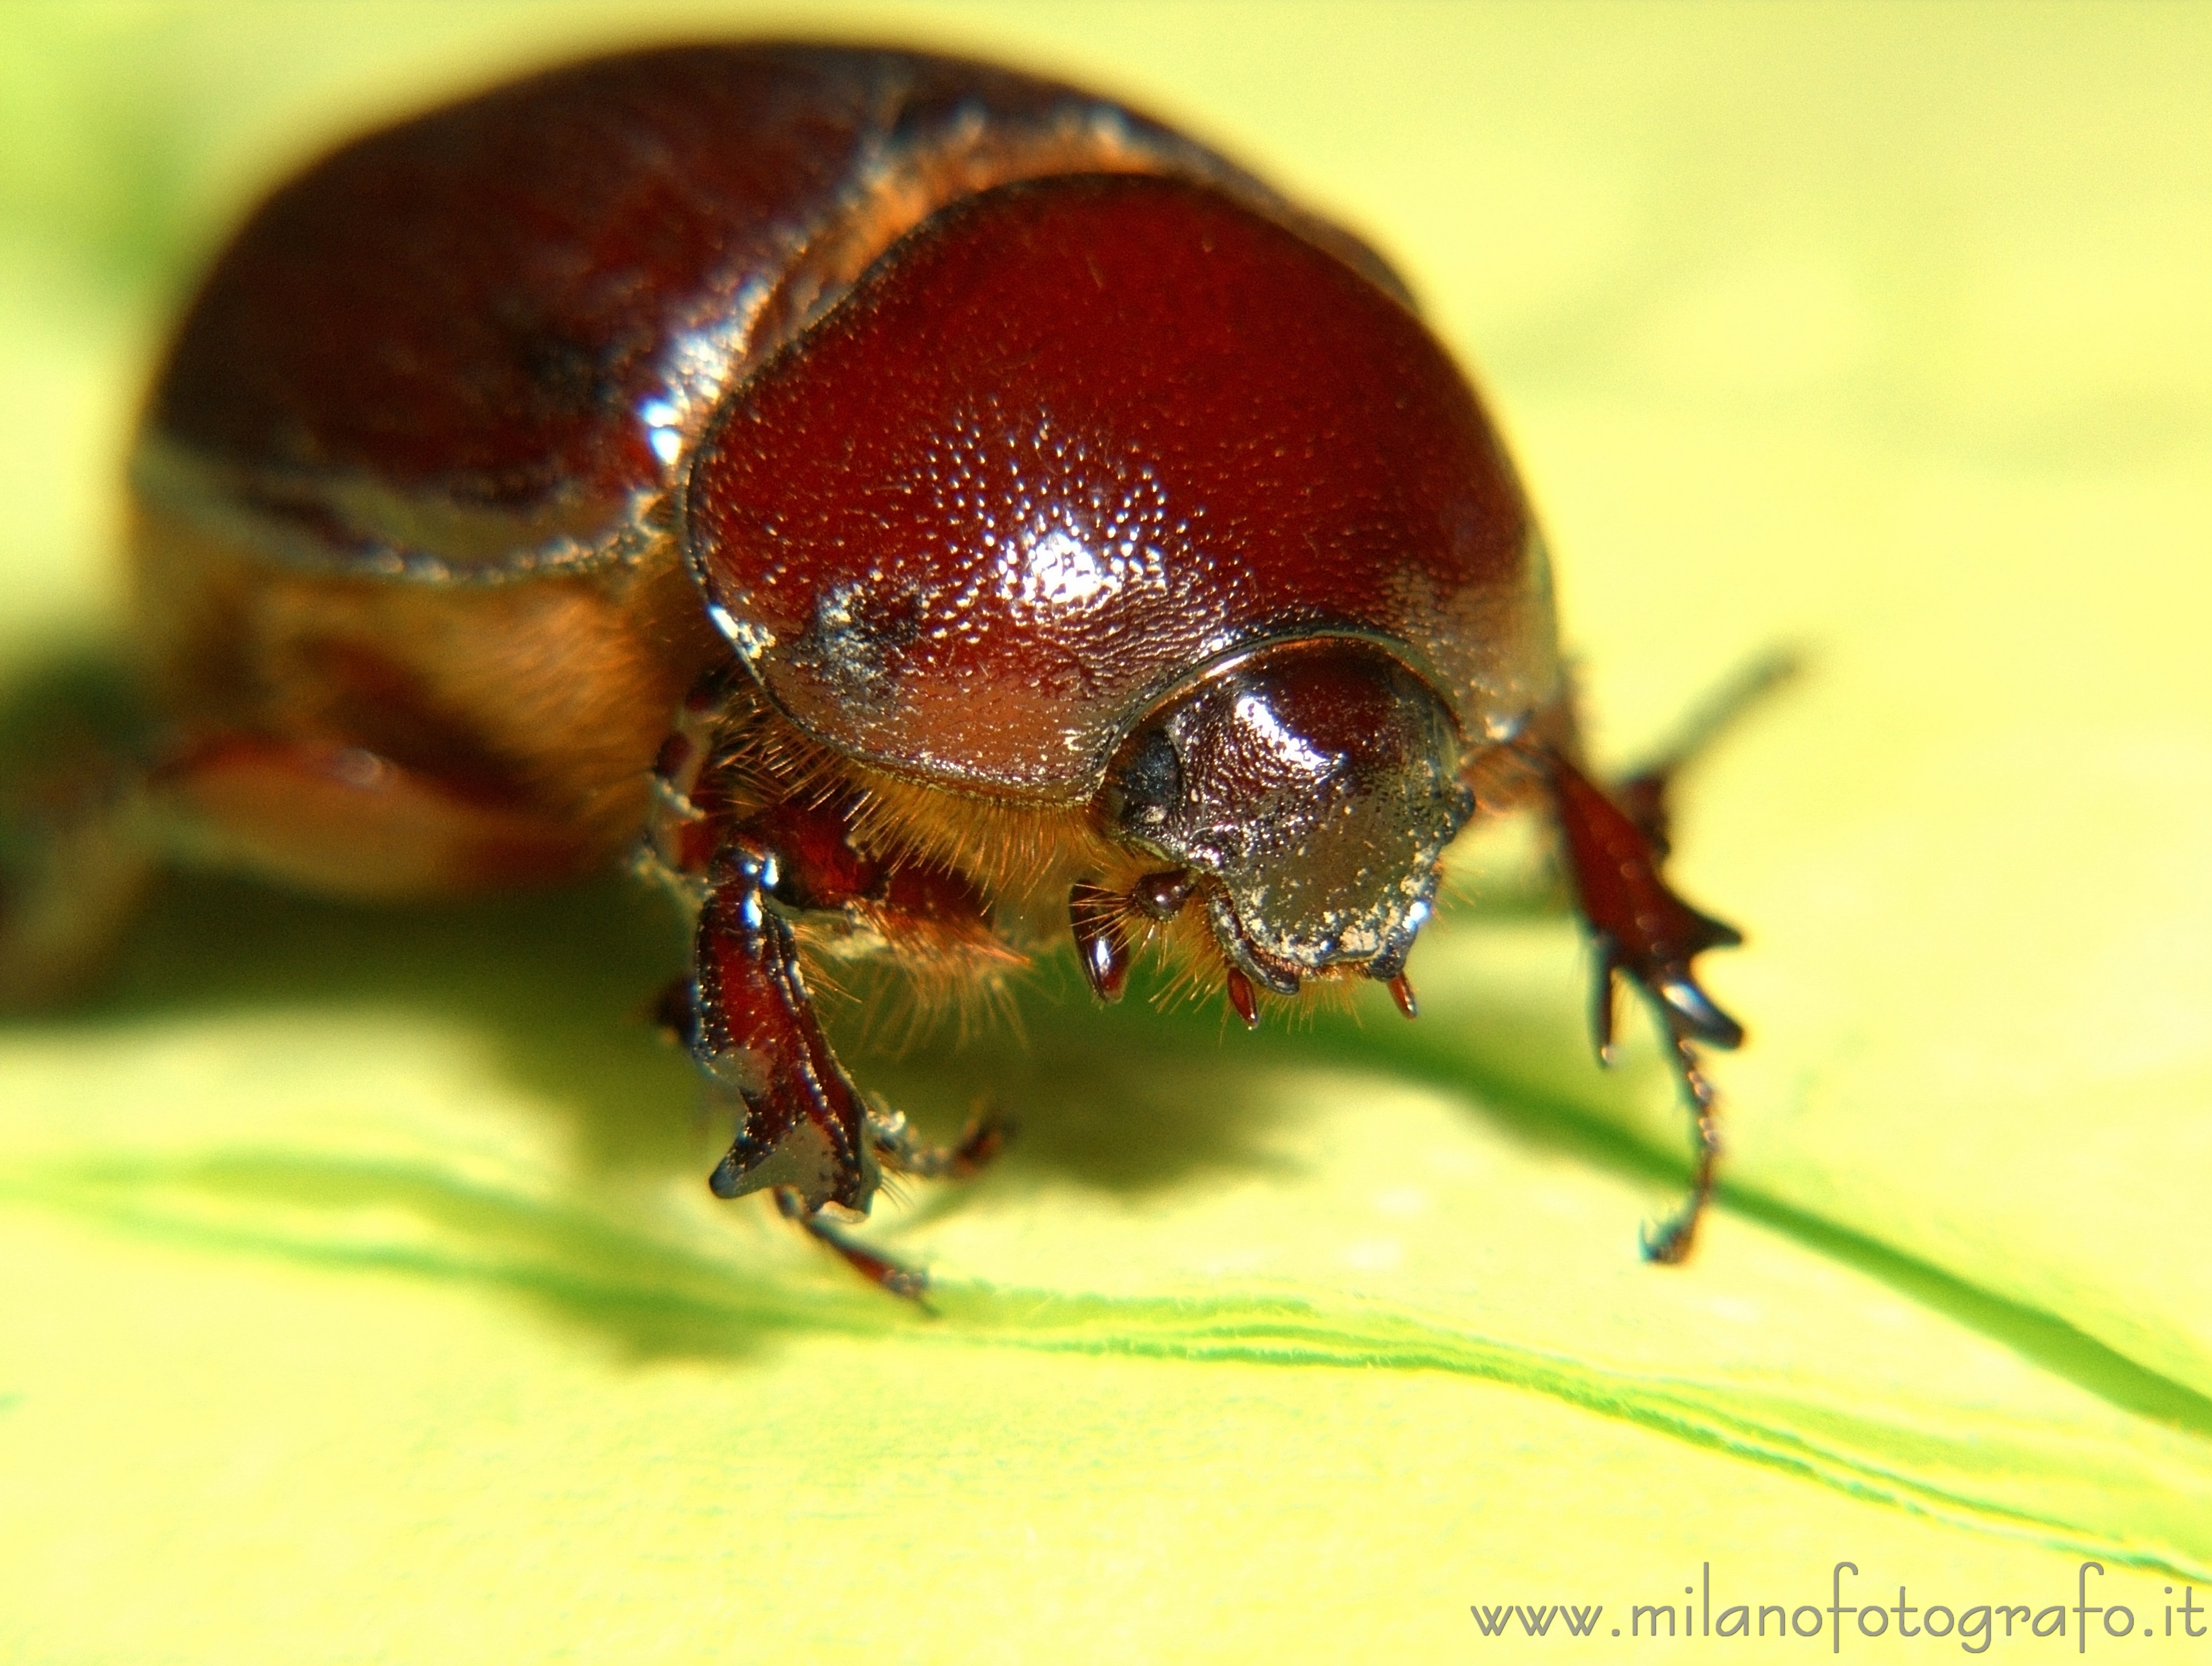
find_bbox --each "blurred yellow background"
[3,3,2210,1660]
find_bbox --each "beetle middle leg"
[866,1103,1009,1181]
[5,722,605,1005]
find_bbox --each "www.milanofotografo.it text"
[1471,1564,2209,1650]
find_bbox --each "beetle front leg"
[691,845,938,1300]
[691,840,882,1213]
[688,826,1011,1299]
[771,1185,929,1303]
[1543,748,1744,1263]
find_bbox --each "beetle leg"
[6,725,597,1006]
[1614,650,1800,857]
[640,668,758,891]
[687,799,1013,1296]
[1546,750,1744,1054]
[866,1103,1009,1181]
[1544,748,1743,1263]
[0,756,157,1008]
[1639,1034,1722,1265]
[773,1185,929,1305]
[153,734,591,896]
[693,839,880,1215]
[695,852,974,1303]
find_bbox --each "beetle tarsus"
[774,1186,932,1305]
[867,1103,1010,1181]
[1639,1033,1722,1265]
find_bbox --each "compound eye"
[1105,725,1184,832]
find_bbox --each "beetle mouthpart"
[1132,868,1197,920]
[1204,886,1305,997]
[1386,973,1419,1020]
[1068,881,1132,1003]
[1104,640,1471,988]
[1224,967,1261,1030]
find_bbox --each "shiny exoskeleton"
[12,43,1750,1289]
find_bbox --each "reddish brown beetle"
[8,43,1749,1292]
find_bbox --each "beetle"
[4,43,1748,1293]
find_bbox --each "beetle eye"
[1109,727,1184,830]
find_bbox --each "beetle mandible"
[8,43,1751,1293]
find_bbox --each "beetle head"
[1099,640,1472,994]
